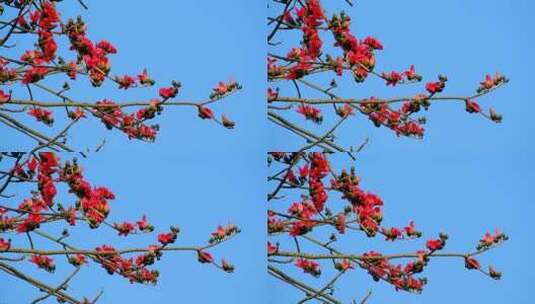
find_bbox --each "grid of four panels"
[1,0,532,303]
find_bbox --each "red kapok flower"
[197,106,214,119]
[96,40,117,54]
[465,256,480,270]
[297,104,322,123]
[489,108,502,123]
[0,238,10,251]
[222,115,235,129]
[222,259,235,273]
[115,222,135,236]
[363,36,383,50]
[426,239,445,251]
[159,86,178,99]
[27,157,38,172]
[465,99,482,113]
[336,213,346,234]
[267,242,278,255]
[481,232,495,246]
[404,64,421,81]
[116,75,135,89]
[28,107,54,126]
[267,88,279,102]
[197,250,214,264]
[211,225,226,239]
[69,254,87,266]
[489,265,502,280]
[137,69,155,86]
[157,232,176,245]
[336,104,354,118]
[66,207,76,226]
[383,71,402,86]
[295,258,321,277]
[335,259,353,271]
[136,215,153,232]
[425,81,443,94]
[30,254,55,272]
[0,89,9,103]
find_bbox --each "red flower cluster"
[221,259,235,273]
[477,230,507,251]
[54,156,116,228]
[0,89,9,103]
[93,99,160,141]
[267,87,279,102]
[329,12,381,82]
[267,242,278,255]
[465,256,480,270]
[335,259,354,271]
[0,207,16,233]
[308,153,329,211]
[197,250,214,264]
[68,254,87,267]
[295,0,325,59]
[159,85,179,99]
[209,224,239,244]
[295,258,321,277]
[14,1,168,92]
[197,106,214,120]
[382,71,403,86]
[360,100,425,138]
[280,154,329,236]
[425,75,448,95]
[297,104,322,123]
[280,1,388,82]
[137,69,155,86]
[209,80,241,100]
[382,66,421,86]
[267,57,284,79]
[286,48,313,80]
[361,251,427,293]
[426,234,448,251]
[116,75,136,89]
[66,15,117,86]
[15,1,60,84]
[11,153,59,233]
[465,99,482,113]
[0,58,17,83]
[95,245,159,284]
[267,210,286,234]
[22,66,49,84]
[0,238,10,251]
[113,67,156,90]
[28,107,54,126]
[136,215,154,232]
[330,168,385,236]
[157,233,174,245]
[30,255,56,273]
[115,222,136,236]
[477,72,507,93]
[287,200,317,237]
[16,199,46,233]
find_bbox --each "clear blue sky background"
[2,1,265,303]
[268,0,534,303]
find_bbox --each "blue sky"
[268,0,534,303]
[1,1,265,303]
